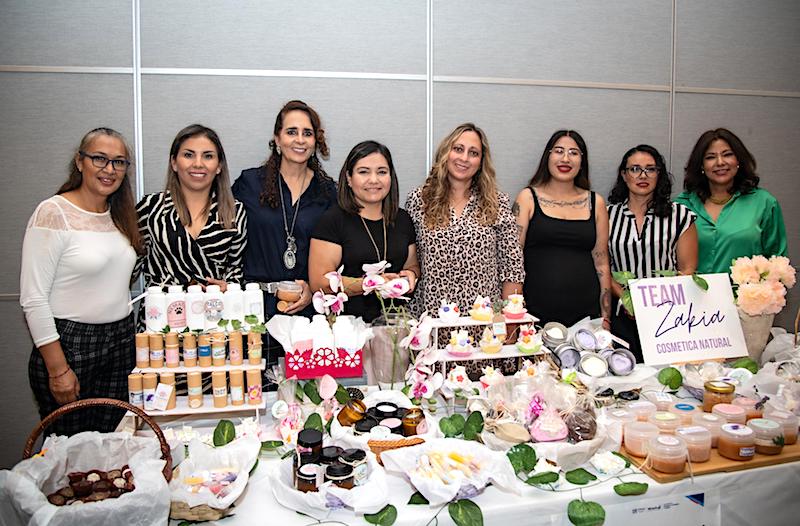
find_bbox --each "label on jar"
[129,390,143,406]
[678,426,707,435]
[655,412,677,421]
[611,410,628,418]
[213,386,227,398]
[654,392,673,402]
[249,346,262,360]
[739,446,755,457]
[754,437,779,447]
[231,386,244,402]
[657,436,680,446]
[198,345,211,357]
[149,349,164,361]
[143,388,156,410]
[212,347,226,359]
[353,462,368,485]
[136,347,149,363]
[188,386,202,396]
[674,403,695,411]
[184,347,197,359]
[628,401,654,410]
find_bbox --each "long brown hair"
[420,123,499,230]
[259,100,334,207]
[165,124,236,229]
[58,127,143,255]
[683,128,759,201]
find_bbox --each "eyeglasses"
[79,151,130,172]
[550,146,582,158]
[625,165,659,177]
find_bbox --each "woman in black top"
[310,141,419,322]
[514,130,611,328]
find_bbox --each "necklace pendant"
[283,248,296,270]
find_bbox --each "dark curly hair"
[259,100,334,207]
[527,129,590,190]
[608,144,673,217]
[683,128,759,201]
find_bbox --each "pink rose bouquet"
[730,255,795,316]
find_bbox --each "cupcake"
[437,299,461,322]
[468,295,493,321]
[446,329,474,358]
[514,359,538,379]
[479,365,505,390]
[502,294,527,320]
[479,327,503,354]
[516,325,540,354]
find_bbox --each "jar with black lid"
[374,402,399,419]
[296,463,321,492]
[325,462,354,489]
[297,429,323,462]
[339,449,368,486]
[354,417,378,435]
[320,445,344,465]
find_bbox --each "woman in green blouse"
[675,128,787,274]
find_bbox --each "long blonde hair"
[165,124,236,229]
[420,123,499,229]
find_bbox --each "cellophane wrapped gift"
[0,432,169,526]
[267,315,373,379]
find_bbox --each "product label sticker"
[674,403,695,411]
[678,426,707,435]
[143,388,157,410]
[654,392,673,402]
[128,391,143,406]
[213,386,227,398]
[248,384,262,401]
[655,412,677,421]
[184,347,197,359]
[198,345,211,357]
[657,435,680,446]
[187,386,202,396]
[722,423,752,436]
[212,347,226,359]
[230,386,244,402]
[136,348,149,362]
[152,383,173,411]
[738,446,755,457]
[249,347,262,360]
[149,349,164,360]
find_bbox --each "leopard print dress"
[405,187,525,379]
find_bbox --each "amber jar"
[337,399,367,427]
[339,449,368,486]
[703,381,735,412]
[717,424,755,461]
[325,462,354,489]
[296,429,323,462]
[296,463,320,492]
[402,408,425,437]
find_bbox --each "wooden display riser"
[620,440,800,483]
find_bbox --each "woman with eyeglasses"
[20,127,144,435]
[607,145,698,361]
[675,128,787,274]
[514,130,611,328]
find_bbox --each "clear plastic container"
[623,421,659,457]
[676,426,712,462]
[763,408,799,445]
[647,435,687,474]
[648,411,682,434]
[607,408,637,427]
[718,424,755,461]
[703,380,735,412]
[627,400,657,422]
[748,418,784,455]
[732,397,763,421]
[692,413,725,447]
[669,402,701,425]
[712,403,747,425]
[645,391,675,411]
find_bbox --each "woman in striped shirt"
[607,144,697,361]
[136,124,247,313]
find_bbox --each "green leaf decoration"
[401,384,411,397]
[439,413,466,438]
[506,443,537,475]
[408,491,430,505]
[612,271,636,286]
[218,318,228,327]
[773,434,785,447]
[448,499,484,526]
[334,384,351,404]
[231,319,242,331]
[565,468,597,486]
[161,325,171,334]
[731,357,759,374]
[303,413,324,433]
[249,458,259,475]
[654,269,678,277]
[280,449,295,460]
[212,419,236,447]
[657,367,683,390]
[692,273,709,291]
[364,504,398,526]
[463,411,484,441]
[613,482,649,496]
[244,314,258,324]
[250,323,267,334]
[568,500,605,526]
[325,416,333,436]
[525,471,559,485]
[294,383,304,402]
[260,440,284,451]
[611,451,631,468]
[620,289,635,317]
[303,381,323,405]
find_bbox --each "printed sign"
[630,274,747,365]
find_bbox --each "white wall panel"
[0,0,132,67]
[140,0,427,74]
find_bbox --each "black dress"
[523,188,600,326]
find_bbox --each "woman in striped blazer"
[607,144,697,361]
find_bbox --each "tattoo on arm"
[600,287,612,318]
[511,201,520,218]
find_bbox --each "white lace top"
[20,195,136,346]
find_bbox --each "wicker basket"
[22,397,173,482]
[368,437,425,465]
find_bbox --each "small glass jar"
[276,281,302,302]
[647,435,688,474]
[748,418,784,455]
[648,411,681,434]
[623,421,659,457]
[379,417,403,435]
[669,402,701,425]
[718,424,755,461]
[354,417,378,435]
[692,413,725,447]
[763,408,799,445]
[374,402,400,419]
[676,426,712,462]
[337,399,367,427]
[732,397,763,421]
[296,429,323,462]
[296,463,320,493]
[401,407,426,437]
[703,381,735,412]
[339,449,368,486]
[607,408,637,427]
[712,403,747,425]
[325,462,354,489]
[645,391,675,412]
[627,400,657,422]
[320,446,344,465]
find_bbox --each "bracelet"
[49,367,71,380]
[404,268,419,279]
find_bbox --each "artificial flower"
[362,273,386,294]
[363,260,390,276]
[768,255,796,288]
[399,311,433,350]
[324,265,345,293]
[730,257,760,285]
[379,277,411,300]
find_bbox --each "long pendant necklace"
[360,215,387,263]
[278,171,308,270]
